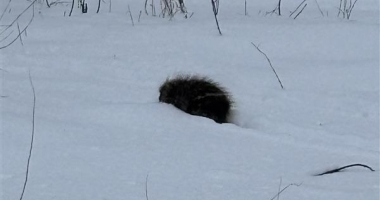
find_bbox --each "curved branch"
[315,164,375,176]
[0,3,34,50]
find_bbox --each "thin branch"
[80,0,88,13]
[138,10,142,22]
[46,0,51,8]
[211,0,222,35]
[0,3,35,49]
[19,69,37,200]
[337,0,343,17]
[346,0,359,19]
[266,0,281,16]
[315,164,375,176]
[144,0,149,15]
[293,3,307,19]
[0,0,12,22]
[16,22,23,46]
[178,0,186,13]
[251,42,284,89]
[270,182,302,200]
[277,177,282,200]
[128,5,134,26]
[145,174,149,200]
[277,0,282,15]
[289,0,306,18]
[0,30,14,43]
[97,0,101,13]
[151,0,156,16]
[244,0,247,16]
[314,0,324,16]
[69,0,74,16]
[0,0,36,36]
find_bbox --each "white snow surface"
[1,0,379,200]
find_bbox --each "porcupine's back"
[159,75,232,123]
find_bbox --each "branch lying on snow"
[315,163,375,176]
[0,0,12,22]
[0,1,35,49]
[251,42,284,89]
[270,181,302,200]
[0,0,36,35]
[19,70,37,200]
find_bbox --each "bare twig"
[211,0,222,35]
[315,164,375,176]
[69,0,74,16]
[277,177,282,200]
[338,0,359,19]
[151,0,156,16]
[293,3,307,19]
[0,0,12,21]
[81,0,88,13]
[49,1,72,6]
[314,0,324,16]
[138,10,142,22]
[0,31,13,43]
[178,0,186,13]
[338,0,343,17]
[46,0,51,8]
[145,0,149,15]
[346,0,359,19]
[145,174,149,200]
[244,0,247,16]
[0,3,35,49]
[289,0,306,18]
[128,5,134,26]
[97,0,101,13]
[19,70,37,200]
[160,0,171,18]
[266,0,282,16]
[0,0,36,36]
[270,182,302,200]
[16,22,23,46]
[251,42,284,89]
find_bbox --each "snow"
[1,0,379,200]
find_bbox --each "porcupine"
[159,75,233,123]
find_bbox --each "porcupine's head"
[158,75,192,111]
[158,78,176,104]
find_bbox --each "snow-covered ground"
[1,0,379,200]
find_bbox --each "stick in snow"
[315,164,375,176]
[19,70,37,200]
[251,42,284,89]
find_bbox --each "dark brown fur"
[159,75,233,123]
